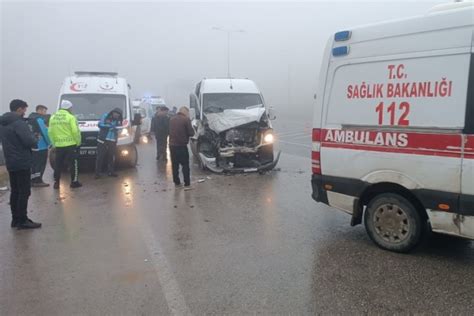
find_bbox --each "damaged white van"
[189,78,280,173]
[55,71,139,168]
[311,3,474,252]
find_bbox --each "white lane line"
[290,134,312,140]
[278,140,312,148]
[276,130,308,137]
[140,223,192,316]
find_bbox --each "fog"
[1,0,444,120]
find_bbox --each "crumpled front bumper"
[199,150,281,174]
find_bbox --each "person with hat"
[95,108,123,178]
[48,100,82,189]
[151,106,170,161]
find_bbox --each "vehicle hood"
[205,107,266,133]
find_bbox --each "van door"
[460,52,474,238]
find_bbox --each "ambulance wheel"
[364,193,424,253]
[118,145,138,168]
[126,145,138,168]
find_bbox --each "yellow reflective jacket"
[48,109,81,148]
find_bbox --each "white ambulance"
[311,2,474,252]
[55,71,139,167]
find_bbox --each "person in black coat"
[0,99,42,229]
[151,106,170,161]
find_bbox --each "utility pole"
[212,27,245,78]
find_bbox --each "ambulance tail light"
[312,128,322,175]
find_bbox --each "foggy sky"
[1,0,444,117]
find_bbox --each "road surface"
[0,121,473,315]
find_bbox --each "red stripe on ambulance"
[311,129,474,160]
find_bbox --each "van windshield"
[60,94,127,121]
[203,93,263,113]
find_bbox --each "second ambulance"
[311,2,474,252]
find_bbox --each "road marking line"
[140,224,192,316]
[278,140,312,148]
[276,130,309,137]
[290,134,312,140]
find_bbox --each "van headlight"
[119,128,129,138]
[263,132,274,144]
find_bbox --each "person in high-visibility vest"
[48,100,82,189]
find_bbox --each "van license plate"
[80,149,97,156]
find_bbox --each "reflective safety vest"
[48,109,81,148]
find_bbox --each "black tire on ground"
[120,145,138,168]
[364,193,426,253]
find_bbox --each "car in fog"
[54,71,140,168]
[133,105,152,143]
[189,78,280,173]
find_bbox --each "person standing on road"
[0,99,42,229]
[48,100,82,189]
[95,108,123,178]
[169,106,194,189]
[28,105,51,187]
[151,106,170,161]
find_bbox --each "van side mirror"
[132,113,142,126]
[268,107,277,120]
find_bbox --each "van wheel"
[364,193,424,253]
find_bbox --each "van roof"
[200,78,260,94]
[331,4,473,60]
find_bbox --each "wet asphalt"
[0,121,473,315]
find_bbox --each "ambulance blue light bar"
[334,30,351,42]
[332,46,349,57]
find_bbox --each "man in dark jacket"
[95,108,123,178]
[0,99,42,229]
[169,106,195,189]
[151,106,170,161]
[28,105,51,187]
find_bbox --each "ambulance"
[311,2,474,252]
[54,71,140,168]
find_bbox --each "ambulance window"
[61,94,127,121]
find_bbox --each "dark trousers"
[95,141,117,175]
[54,146,79,184]
[155,135,168,160]
[9,169,31,223]
[31,150,48,183]
[170,146,190,186]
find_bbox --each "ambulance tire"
[125,145,138,168]
[364,193,424,253]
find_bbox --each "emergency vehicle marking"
[70,82,87,92]
[78,121,99,128]
[311,128,472,174]
[347,65,453,100]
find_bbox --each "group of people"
[0,99,82,229]
[0,98,195,230]
[151,105,195,188]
